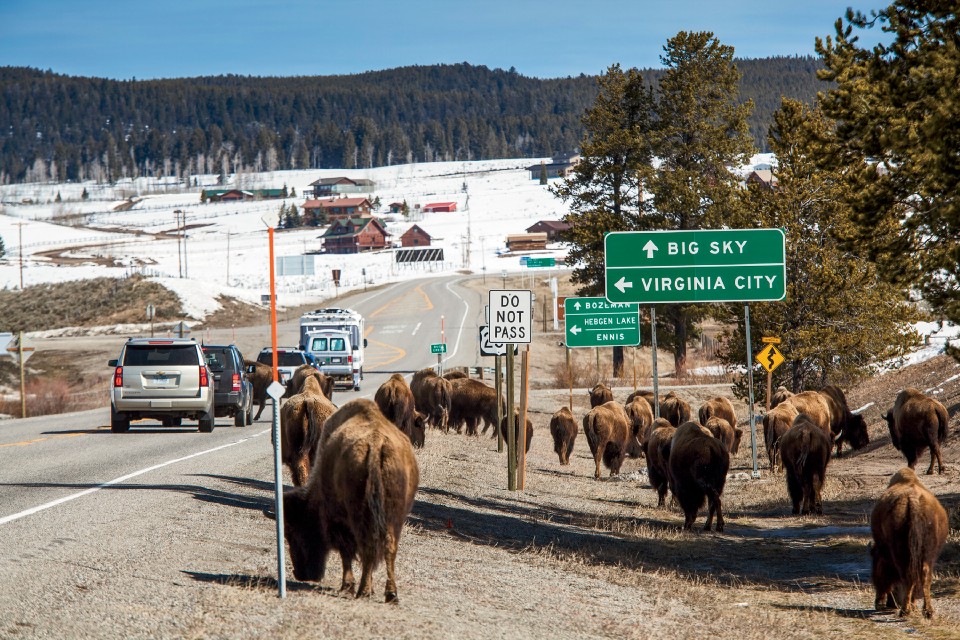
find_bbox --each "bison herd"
[264,364,954,618]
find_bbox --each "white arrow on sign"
[614,277,633,294]
[574,301,581,310]
[570,325,581,335]
[643,240,659,259]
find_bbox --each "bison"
[884,388,950,475]
[449,377,501,437]
[703,416,741,456]
[280,373,338,486]
[549,406,577,465]
[285,364,334,401]
[499,409,533,457]
[780,391,833,439]
[244,359,274,420]
[770,386,794,409]
[625,389,658,413]
[778,413,832,515]
[279,399,419,603]
[819,384,869,456]
[625,396,654,455]
[375,373,425,448]
[870,467,948,618]
[442,370,469,380]
[411,368,452,433]
[582,401,635,479]
[668,421,730,531]
[763,401,799,472]
[659,391,691,427]
[699,397,742,454]
[646,422,676,508]
[589,382,614,408]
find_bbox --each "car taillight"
[199,366,209,387]
[113,366,123,387]
[232,373,241,392]
[348,355,353,363]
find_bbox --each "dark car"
[202,344,254,427]
[255,347,318,386]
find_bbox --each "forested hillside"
[0,57,824,185]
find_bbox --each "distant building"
[306,177,376,198]
[301,197,374,225]
[505,232,548,252]
[203,188,284,202]
[423,202,457,213]
[321,217,389,254]
[527,153,581,180]
[525,220,571,241]
[747,170,778,191]
[400,224,432,248]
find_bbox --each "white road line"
[412,322,421,336]
[440,279,470,366]
[0,429,269,527]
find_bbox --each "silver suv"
[108,337,215,433]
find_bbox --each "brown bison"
[668,421,730,531]
[625,389,658,412]
[770,386,794,409]
[703,416,740,456]
[780,391,834,439]
[625,396,654,454]
[646,422,676,507]
[442,370,469,380]
[582,401,635,479]
[884,388,950,475]
[819,384,869,456]
[698,397,742,454]
[499,409,533,457]
[549,406,577,465]
[763,402,799,472]
[280,373,337,486]
[870,467,948,618]
[374,373,425,448]
[410,368,452,433]
[285,364,334,401]
[589,382,614,408]
[659,391,691,427]
[778,413,832,515]
[279,399,419,603]
[244,359,274,420]
[449,377,501,437]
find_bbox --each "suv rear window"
[202,348,230,371]
[123,344,200,366]
[257,351,307,367]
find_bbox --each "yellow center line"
[1,432,87,448]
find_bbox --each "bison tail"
[905,494,925,594]
[303,400,323,463]
[365,443,388,561]
[935,403,949,445]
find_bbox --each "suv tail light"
[113,366,123,387]
[199,366,209,388]
[232,373,241,392]
[347,355,353,363]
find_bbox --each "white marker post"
[267,380,287,597]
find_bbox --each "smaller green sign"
[526,257,556,268]
[564,297,640,348]
[430,343,447,354]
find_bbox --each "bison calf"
[779,413,832,515]
[549,406,577,465]
[280,399,419,603]
[698,397,742,454]
[646,421,676,508]
[885,388,950,475]
[583,401,634,479]
[870,467,948,618]
[668,421,729,532]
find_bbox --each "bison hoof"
[385,591,399,604]
[340,581,355,595]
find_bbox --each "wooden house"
[301,197,373,225]
[505,232,548,252]
[527,153,581,180]
[747,170,778,190]
[400,225,432,248]
[306,177,376,198]
[525,220,571,241]
[321,217,389,254]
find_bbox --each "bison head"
[281,489,328,582]
[846,413,870,449]
[410,411,427,449]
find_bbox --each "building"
[527,153,581,180]
[525,220,571,241]
[321,217,389,254]
[306,177,376,198]
[505,232,548,252]
[301,197,374,225]
[423,202,457,213]
[400,225,432,248]
[203,188,285,202]
[747,170,778,190]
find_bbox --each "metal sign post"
[267,380,287,597]
[745,306,759,479]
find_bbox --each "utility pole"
[15,221,26,289]
[174,209,183,278]
[182,209,188,278]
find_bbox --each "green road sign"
[430,343,447,354]
[525,257,556,268]
[564,297,640,348]
[604,228,786,304]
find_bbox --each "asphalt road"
[0,274,489,638]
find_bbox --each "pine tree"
[718,99,922,400]
[55,191,61,203]
[290,187,297,198]
[200,189,208,204]
[646,31,756,377]
[282,183,288,198]
[0,235,5,259]
[539,161,548,185]
[285,204,301,228]
[816,4,960,346]
[81,187,89,200]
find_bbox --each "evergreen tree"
[200,189,208,204]
[401,199,410,217]
[0,235,5,259]
[55,191,61,203]
[290,186,296,198]
[647,31,755,377]
[285,204,301,228]
[81,187,89,200]
[816,4,960,347]
[718,99,922,401]
[282,183,288,198]
[539,161,548,185]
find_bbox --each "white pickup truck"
[303,329,360,390]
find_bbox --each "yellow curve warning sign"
[757,344,785,373]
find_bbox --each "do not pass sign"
[488,289,532,344]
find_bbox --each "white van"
[299,308,366,386]
[304,329,360,390]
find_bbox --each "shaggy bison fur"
[870,467,948,618]
[668,421,730,531]
[280,374,337,486]
[411,368,452,433]
[779,413,832,515]
[819,384,869,456]
[763,402,799,472]
[375,373,425,448]
[499,409,533,457]
[582,401,635,479]
[625,396,654,454]
[285,364,334,401]
[646,422,676,508]
[549,406,577,465]
[589,382,614,408]
[244,359,274,420]
[659,391,692,427]
[280,399,419,603]
[449,377,501,437]
[699,397,742,454]
[884,388,950,475]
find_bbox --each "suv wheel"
[111,407,130,433]
[234,407,248,427]
[198,411,215,433]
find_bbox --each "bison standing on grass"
[549,406,577,465]
[278,399,419,603]
[885,388,950,475]
[449,377,501,437]
[668,421,730,531]
[411,368,451,433]
[763,402,799,472]
[819,384,869,456]
[589,382,614,408]
[660,391,692,427]
[375,373,425,448]
[870,467,948,618]
[698,397,742,454]
[778,413,832,515]
[280,374,337,486]
[583,401,634,479]
[646,420,676,508]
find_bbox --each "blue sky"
[1,1,881,79]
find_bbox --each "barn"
[400,225,432,248]
[423,202,457,213]
[321,217,390,254]
[525,220,571,241]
